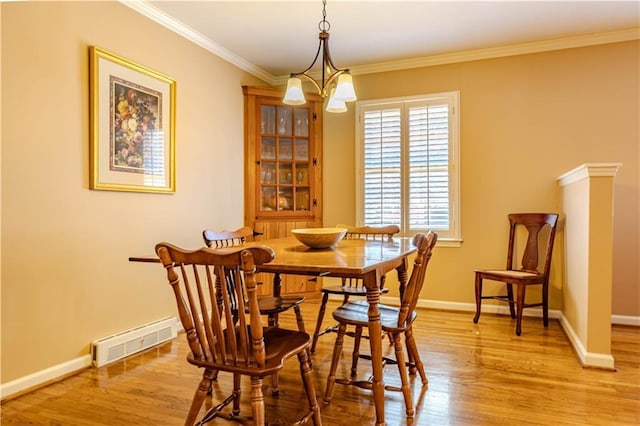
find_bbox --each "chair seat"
[476,269,544,284]
[332,300,416,332]
[188,326,310,375]
[320,285,390,296]
[255,295,304,314]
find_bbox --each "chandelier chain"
[318,0,330,32]
[282,0,357,111]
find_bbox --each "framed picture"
[89,46,176,193]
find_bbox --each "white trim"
[348,29,639,77]
[386,297,563,319]
[385,297,638,326]
[0,355,92,401]
[557,162,622,186]
[2,300,633,401]
[558,313,616,370]
[611,314,640,327]
[122,2,638,86]
[118,0,274,85]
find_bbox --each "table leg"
[269,272,282,327]
[366,273,386,426]
[272,272,282,297]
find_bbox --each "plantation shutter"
[407,104,450,231]
[357,92,459,240]
[362,108,402,226]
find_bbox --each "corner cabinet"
[243,86,323,298]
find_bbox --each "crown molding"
[118,0,276,85]
[271,28,639,86]
[347,28,640,77]
[122,0,638,87]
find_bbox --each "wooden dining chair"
[203,226,307,394]
[473,213,559,335]
[309,224,400,353]
[155,242,322,426]
[324,231,437,420]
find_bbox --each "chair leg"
[350,325,363,377]
[294,305,306,333]
[267,314,280,396]
[392,332,414,418]
[267,313,277,327]
[542,281,549,327]
[298,349,322,425]
[473,273,483,323]
[270,371,279,396]
[515,284,526,336]
[324,323,347,403]
[506,283,516,319]
[250,376,265,426]
[293,305,313,367]
[311,292,329,353]
[405,326,427,385]
[186,368,216,426]
[232,373,241,416]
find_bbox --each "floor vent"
[91,316,178,367]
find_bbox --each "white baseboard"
[2,298,635,401]
[381,297,639,325]
[382,297,563,319]
[611,314,640,326]
[0,354,92,401]
[381,296,629,371]
[558,313,616,370]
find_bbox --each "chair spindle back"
[338,224,400,242]
[155,243,275,368]
[203,226,254,249]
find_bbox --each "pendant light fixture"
[283,0,357,112]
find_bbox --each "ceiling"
[129,1,639,83]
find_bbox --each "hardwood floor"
[2,300,639,425]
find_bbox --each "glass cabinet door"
[258,104,312,214]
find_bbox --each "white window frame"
[355,91,461,246]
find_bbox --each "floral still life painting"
[112,80,161,172]
[90,46,175,193]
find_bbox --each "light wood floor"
[2,300,639,425]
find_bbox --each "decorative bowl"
[291,227,347,249]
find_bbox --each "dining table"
[130,235,418,426]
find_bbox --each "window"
[355,92,460,244]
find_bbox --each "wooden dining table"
[130,235,417,426]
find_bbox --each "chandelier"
[282,0,357,113]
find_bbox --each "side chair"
[203,226,307,394]
[324,231,438,420]
[309,224,401,353]
[473,213,559,335]
[155,242,322,426]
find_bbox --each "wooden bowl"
[291,227,347,249]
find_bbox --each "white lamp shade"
[333,73,357,102]
[283,77,306,105]
[325,88,347,113]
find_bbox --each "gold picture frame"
[89,46,176,193]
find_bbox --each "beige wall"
[2,1,638,390]
[1,2,265,383]
[323,41,639,317]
